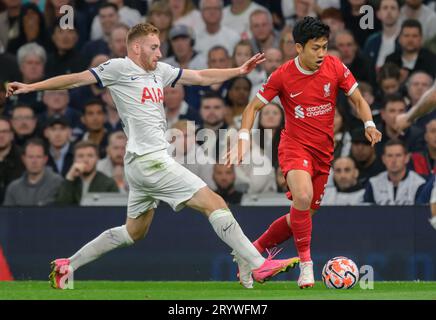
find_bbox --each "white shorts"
[124,150,207,218]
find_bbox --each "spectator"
[146,0,173,59]
[350,127,385,185]
[80,3,119,64]
[195,0,240,61]
[6,3,47,55]
[107,23,128,59]
[196,91,228,161]
[101,88,123,132]
[3,138,63,206]
[10,104,38,148]
[222,0,266,39]
[212,164,243,204]
[0,116,25,203]
[410,119,436,178]
[232,39,264,88]
[164,24,207,70]
[376,93,425,157]
[97,130,128,193]
[279,25,297,62]
[250,47,283,99]
[399,0,436,41]
[6,43,46,115]
[164,84,201,129]
[322,157,365,205]
[283,0,318,28]
[406,71,433,110]
[169,120,216,188]
[249,9,280,54]
[364,0,401,72]
[319,7,345,48]
[89,2,121,42]
[334,30,374,85]
[430,179,436,229]
[79,99,110,159]
[0,47,20,84]
[45,23,85,78]
[56,141,119,205]
[376,62,402,98]
[68,54,109,113]
[364,139,426,205]
[169,0,205,30]
[40,90,82,137]
[225,76,252,129]
[90,0,141,41]
[0,0,22,53]
[385,19,436,81]
[258,102,284,169]
[43,115,74,177]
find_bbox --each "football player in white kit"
[7,23,299,289]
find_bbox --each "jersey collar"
[294,56,317,75]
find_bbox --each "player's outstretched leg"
[287,170,315,289]
[186,186,299,285]
[49,209,154,289]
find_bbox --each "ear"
[295,43,303,55]
[353,167,359,179]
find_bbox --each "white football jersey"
[90,57,182,160]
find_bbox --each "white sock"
[209,208,265,269]
[69,225,134,271]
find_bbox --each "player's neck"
[296,56,315,73]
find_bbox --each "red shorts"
[278,133,331,210]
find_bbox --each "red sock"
[253,214,293,254]
[290,207,312,262]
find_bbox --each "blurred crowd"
[0,0,435,207]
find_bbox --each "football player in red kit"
[226,17,382,289]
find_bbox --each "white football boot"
[298,260,315,289]
[231,250,254,289]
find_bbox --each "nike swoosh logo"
[223,222,234,232]
[131,77,139,80]
[290,92,302,98]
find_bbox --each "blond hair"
[127,23,160,44]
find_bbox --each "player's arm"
[348,87,382,147]
[177,53,265,86]
[395,84,436,133]
[6,70,97,97]
[224,96,266,166]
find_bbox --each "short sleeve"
[90,58,125,88]
[158,62,183,88]
[335,58,358,96]
[256,69,282,104]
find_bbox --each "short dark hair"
[381,93,406,110]
[74,141,99,156]
[83,99,105,114]
[400,19,422,36]
[200,91,225,105]
[383,138,408,154]
[99,2,118,13]
[24,137,48,156]
[293,17,330,47]
[208,45,229,58]
[378,62,401,84]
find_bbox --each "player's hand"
[394,113,412,134]
[224,138,250,167]
[239,53,266,75]
[66,162,86,181]
[6,82,33,97]
[365,127,382,147]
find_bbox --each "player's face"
[139,34,162,70]
[381,101,406,130]
[298,37,328,71]
[382,145,409,174]
[333,158,358,190]
[44,125,71,148]
[74,147,99,175]
[425,120,436,150]
[23,145,47,175]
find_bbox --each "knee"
[293,191,313,209]
[126,224,150,242]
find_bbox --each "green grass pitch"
[0,281,435,300]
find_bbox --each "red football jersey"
[257,55,357,164]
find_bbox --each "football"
[322,257,359,289]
